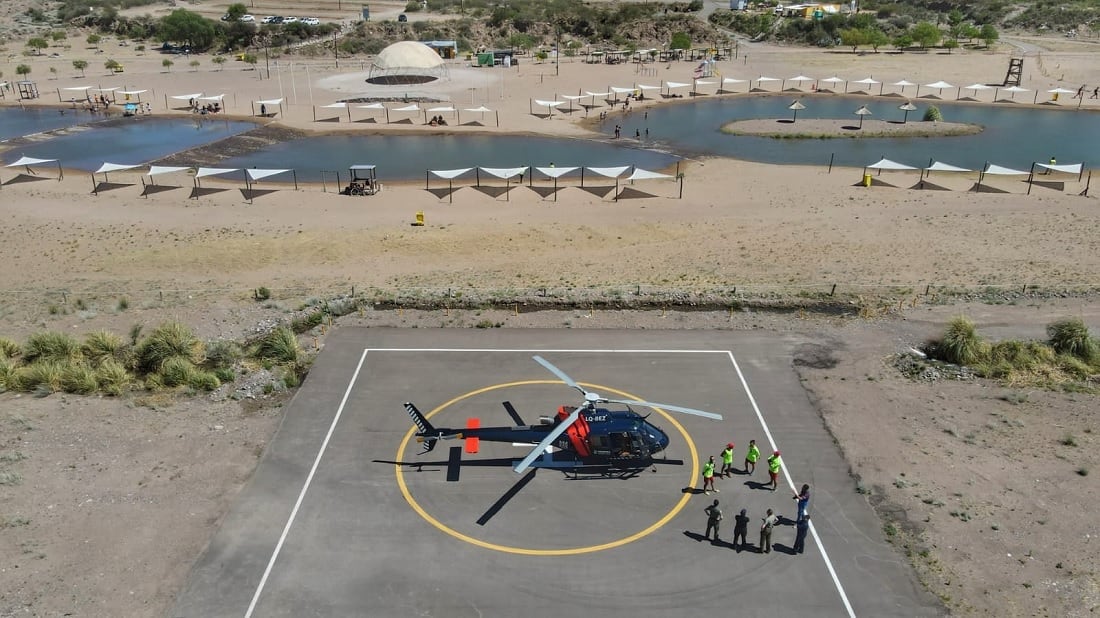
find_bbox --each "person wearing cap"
[793,483,811,522]
[703,498,723,542]
[720,442,736,478]
[759,508,778,553]
[732,508,750,552]
[744,439,760,475]
[702,455,718,494]
[767,450,782,491]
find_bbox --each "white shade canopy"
[535,166,579,178]
[93,87,118,92]
[170,92,204,100]
[198,94,224,101]
[924,161,972,173]
[427,106,456,113]
[694,80,717,85]
[610,86,636,94]
[898,102,918,111]
[6,156,58,167]
[1047,87,1076,94]
[195,167,240,179]
[255,98,284,105]
[892,80,916,87]
[664,82,691,89]
[721,78,748,84]
[463,105,493,112]
[560,94,586,101]
[320,102,348,108]
[983,163,1028,175]
[586,166,631,178]
[756,76,780,83]
[789,100,806,110]
[1035,162,1082,174]
[357,103,386,109]
[852,77,880,85]
[583,90,611,97]
[1001,86,1029,93]
[627,168,674,181]
[246,168,292,181]
[479,167,527,179]
[636,84,661,91]
[854,106,873,115]
[63,86,93,91]
[430,168,474,179]
[925,81,954,89]
[117,89,148,95]
[94,162,141,174]
[964,83,993,91]
[820,76,846,84]
[392,103,420,112]
[866,158,916,170]
[148,165,190,177]
[534,99,564,107]
[788,75,814,82]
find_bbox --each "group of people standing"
[700,440,812,555]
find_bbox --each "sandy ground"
[1,24,1100,618]
[722,117,981,137]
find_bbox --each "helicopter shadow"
[477,469,537,526]
[372,450,516,483]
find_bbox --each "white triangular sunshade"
[464,105,493,112]
[983,163,1028,175]
[892,80,916,87]
[583,91,610,97]
[94,162,141,174]
[198,94,225,102]
[479,167,527,179]
[117,90,148,95]
[925,81,953,89]
[427,106,456,113]
[534,99,564,107]
[6,156,57,167]
[586,166,631,178]
[664,82,691,89]
[820,77,845,84]
[321,102,348,108]
[627,168,673,181]
[964,84,993,91]
[610,86,635,94]
[392,104,419,112]
[256,98,284,105]
[535,166,578,178]
[636,84,661,91]
[866,158,916,170]
[559,95,586,101]
[63,86,93,91]
[148,165,190,177]
[195,167,240,178]
[925,161,972,173]
[93,87,118,92]
[357,103,385,109]
[1047,88,1076,94]
[1002,86,1029,93]
[1035,162,1082,174]
[694,80,717,85]
[246,168,292,181]
[430,168,474,179]
[788,75,814,82]
[171,93,204,100]
[853,77,880,85]
[722,78,748,84]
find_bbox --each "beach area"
[2,18,1100,617]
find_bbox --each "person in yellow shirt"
[720,442,735,478]
[767,450,782,491]
[744,439,760,475]
[702,455,717,494]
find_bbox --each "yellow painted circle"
[396,380,700,555]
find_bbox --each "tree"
[50,31,67,42]
[212,55,227,70]
[27,37,49,55]
[86,34,101,50]
[943,38,959,54]
[839,28,866,53]
[16,64,31,78]
[979,24,999,47]
[670,31,691,50]
[162,58,174,72]
[865,28,888,53]
[158,9,217,51]
[73,59,88,77]
[910,22,941,49]
[189,59,200,71]
[508,33,535,52]
[225,3,248,21]
[49,66,58,79]
[947,8,964,29]
[105,59,122,72]
[241,53,258,74]
[892,33,913,51]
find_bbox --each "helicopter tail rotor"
[405,402,440,453]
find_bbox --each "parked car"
[261,15,277,23]
[283,16,298,23]
[240,14,256,22]
[302,17,320,26]
[398,13,408,22]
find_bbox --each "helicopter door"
[589,434,611,457]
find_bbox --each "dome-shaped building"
[368,41,448,85]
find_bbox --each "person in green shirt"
[720,442,735,477]
[744,439,760,475]
[767,450,782,491]
[702,455,717,494]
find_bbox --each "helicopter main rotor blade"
[513,407,581,474]
[532,355,586,395]
[607,398,723,421]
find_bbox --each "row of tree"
[839,20,998,53]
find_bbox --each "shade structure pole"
[425,170,429,190]
[91,173,97,195]
[293,170,298,191]
[614,177,619,202]
[678,174,683,199]
[553,176,557,202]
[1027,163,1035,195]
[580,168,584,187]
[476,168,480,187]
[313,106,316,121]
[449,179,453,203]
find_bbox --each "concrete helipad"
[171,328,941,617]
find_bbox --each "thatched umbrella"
[854,105,872,129]
[788,99,805,122]
[898,101,917,124]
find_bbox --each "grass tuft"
[22,331,81,364]
[11,361,65,393]
[0,337,20,359]
[255,327,300,363]
[187,370,220,391]
[82,330,127,368]
[96,358,132,396]
[134,321,204,374]
[204,339,243,370]
[61,362,98,395]
[1047,318,1097,362]
[159,356,196,388]
[939,316,987,366]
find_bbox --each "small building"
[421,40,458,59]
[17,80,39,100]
[730,0,747,9]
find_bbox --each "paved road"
[171,328,941,617]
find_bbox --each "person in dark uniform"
[793,514,810,554]
[704,499,723,542]
[732,508,750,552]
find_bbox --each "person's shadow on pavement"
[770,543,797,555]
[744,480,772,491]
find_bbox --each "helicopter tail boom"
[405,402,441,453]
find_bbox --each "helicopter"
[404,355,723,474]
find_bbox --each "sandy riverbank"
[721,117,982,138]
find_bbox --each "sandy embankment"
[722,117,981,138]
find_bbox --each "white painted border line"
[244,348,370,618]
[365,348,732,353]
[727,351,856,618]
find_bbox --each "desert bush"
[82,330,126,367]
[254,286,271,301]
[923,105,943,122]
[0,337,20,359]
[23,331,81,364]
[96,358,132,396]
[1047,318,1097,362]
[143,373,164,391]
[1057,355,1094,380]
[188,370,220,391]
[0,358,13,391]
[988,340,1053,372]
[12,361,65,393]
[290,310,325,334]
[214,367,236,383]
[135,321,204,374]
[205,339,243,369]
[159,356,196,387]
[939,316,987,366]
[255,327,300,363]
[61,363,98,395]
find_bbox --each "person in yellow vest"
[767,450,782,491]
[720,442,736,478]
[702,455,718,494]
[744,439,760,475]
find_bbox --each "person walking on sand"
[704,499,723,541]
[733,508,750,551]
[759,508,778,553]
[793,514,810,554]
[702,455,717,494]
[793,483,811,521]
[1092,86,1099,99]
[767,450,782,491]
[744,439,760,475]
[720,443,736,477]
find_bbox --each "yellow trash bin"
[863,173,872,187]
[1052,92,1059,102]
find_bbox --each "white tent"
[3,155,63,183]
[254,97,284,117]
[532,99,564,117]
[919,81,954,98]
[315,102,350,122]
[719,77,748,93]
[427,168,475,202]
[244,168,297,202]
[627,167,682,198]
[462,105,498,126]
[866,158,917,171]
